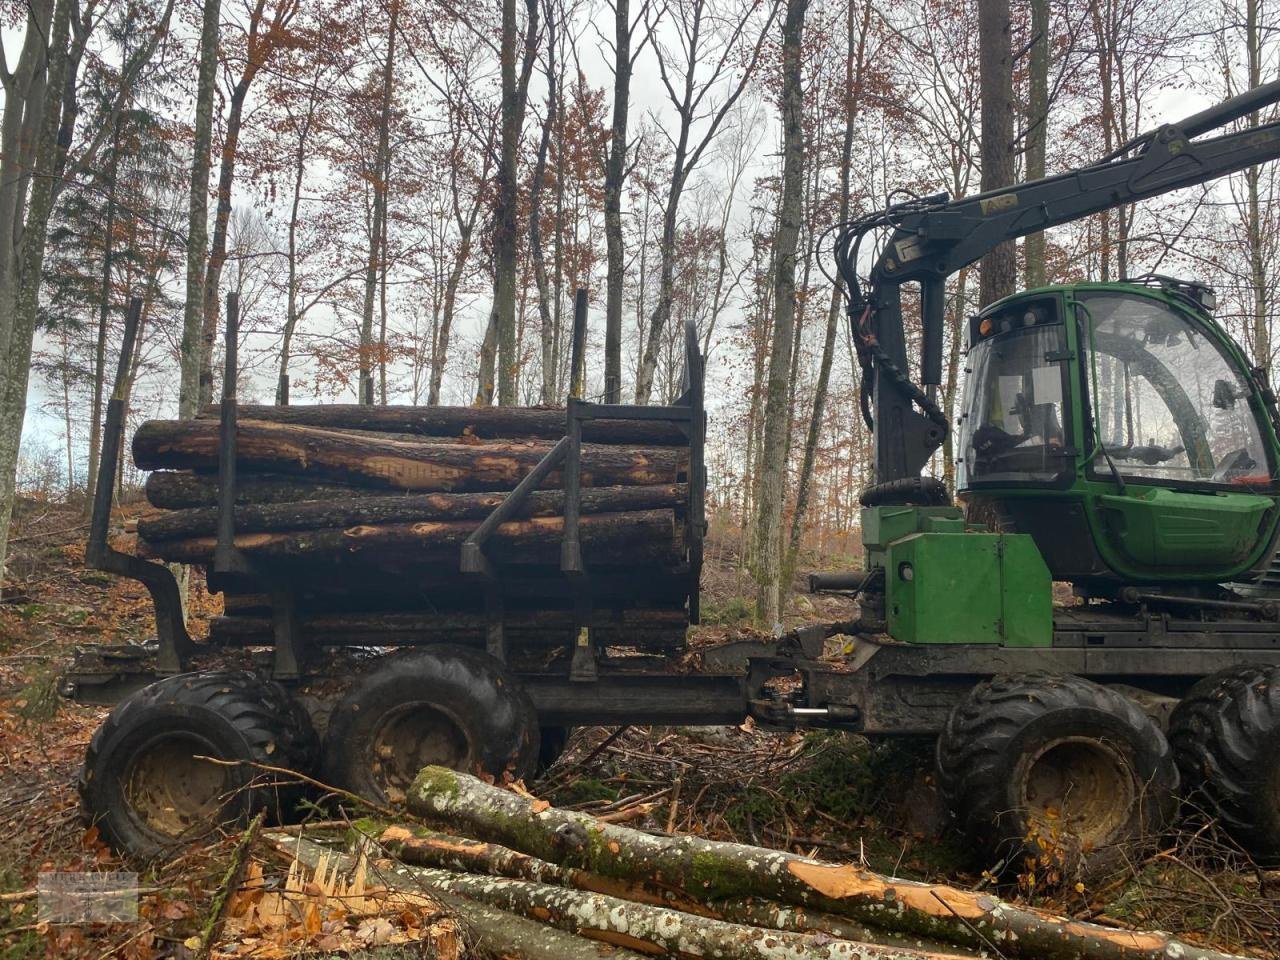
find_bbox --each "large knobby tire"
[322,646,538,805]
[1169,664,1280,864]
[937,673,1178,881]
[78,671,317,860]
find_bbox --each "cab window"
[958,322,1073,486]
[1077,292,1270,487]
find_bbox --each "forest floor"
[2,499,1279,959]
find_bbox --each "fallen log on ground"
[375,824,967,954]
[406,766,1248,960]
[271,834,971,960]
[201,403,689,445]
[138,484,687,540]
[133,419,685,492]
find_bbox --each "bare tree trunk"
[603,0,635,403]
[1023,0,1048,288]
[493,0,540,406]
[85,116,122,515]
[977,0,1015,307]
[198,43,261,406]
[781,0,869,609]
[754,0,806,627]
[379,196,390,404]
[476,308,498,405]
[1090,1,1114,282]
[177,0,220,418]
[0,0,71,589]
[360,0,397,406]
[1245,0,1269,373]
[531,1,558,405]
[942,267,969,491]
[277,85,316,405]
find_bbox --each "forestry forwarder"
[66,81,1280,877]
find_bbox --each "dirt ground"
[2,500,1279,958]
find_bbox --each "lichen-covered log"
[327,850,965,959]
[376,826,968,956]
[138,510,683,567]
[406,767,1248,960]
[377,824,714,916]
[133,419,685,492]
[201,403,689,446]
[271,834,652,960]
[138,484,688,541]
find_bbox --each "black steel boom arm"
[839,79,1280,488]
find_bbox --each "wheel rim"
[371,704,471,802]
[1018,736,1136,851]
[124,733,231,841]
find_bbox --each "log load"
[133,404,700,655]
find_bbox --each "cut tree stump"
[405,767,1248,960]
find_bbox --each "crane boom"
[835,79,1280,489]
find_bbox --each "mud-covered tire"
[1169,665,1280,864]
[937,673,1178,880]
[78,671,317,860]
[322,646,538,805]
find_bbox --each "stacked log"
[134,405,697,652]
[261,769,1244,960]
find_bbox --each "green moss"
[409,766,460,805]
[345,817,389,848]
[687,850,752,900]
[778,732,877,822]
